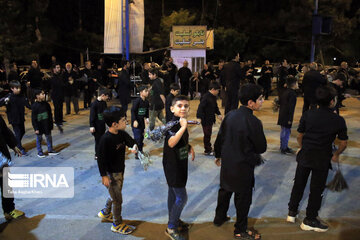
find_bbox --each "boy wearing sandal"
[96,106,138,234]
[163,95,195,240]
[213,84,267,240]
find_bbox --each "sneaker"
[300,217,328,232]
[57,124,64,134]
[285,147,295,154]
[4,209,25,220]
[286,210,298,223]
[97,210,113,222]
[37,152,46,158]
[165,228,185,240]
[111,222,135,234]
[48,151,60,156]
[204,151,214,156]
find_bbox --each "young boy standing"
[287,85,348,232]
[196,81,223,155]
[163,95,195,240]
[165,83,180,123]
[90,88,111,160]
[0,80,31,155]
[31,89,59,158]
[97,106,138,235]
[277,76,298,154]
[131,85,149,158]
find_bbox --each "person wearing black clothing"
[213,84,266,239]
[0,114,25,221]
[8,63,19,82]
[277,59,289,97]
[27,60,44,102]
[90,88,110,159]
[49,64,65,133]
[190,71,202,100]
[63,62,80,115]
[215,60,225,107]
[259,60,273,100]
[287,85,348,232]
[97,106,137,235]
[177,60,192,96]
[163,95,195,240]
[131,86,149,155]
[81,61,98,109]
[31,89,59,158]
[244,60,256,84]
[221,54,243,114]
[200,63,215,96]
[196,81,222,155]
[278,77,298,154]
[0,81,31,155]
[165,83,180,123]
[140,62,150,85]
[148,68,166,130]
[117,61,131,114]
[288,63,298,76]
[302,62,327,113]
[334,62,349,107]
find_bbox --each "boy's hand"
[35,130,39,134]
[331,154,340,163]
[129,144,138,153]
[13,146,22,157]
[90,127,95,133]
[190,146,195,161]
[102,176,111,188]
[133,120,138,128]
[215,158,221,167]
[145,118,149,124]
[179,118,188,128]
[296,148,301,155]
[217,115,223,121]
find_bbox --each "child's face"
[248,95,264,111]
[148,72,157,80]
[171,100,190,118]
[36,92,45,101]
[171,89,180,96]
[209,88,219,96]
[11,87,21,95]
[101,94,109,101]
[140,89,149,98]
[114,116,127,131]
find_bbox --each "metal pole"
[125,0,130,60]
[310,0,318,62]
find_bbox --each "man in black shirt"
[97,106,137,235]
[177,60,192,97]
[259,60,273,100]
[214,84,266,240]
[49,64,65,133]
[277,59,289,97]
[287,85,348,232]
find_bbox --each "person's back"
[302,69,326,103]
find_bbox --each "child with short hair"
[97,106,138,235]
[131,85,149,159]
[0,80,31,155]
[163,95,195,240]
[277,76,298,154]
[90,88,111,160]
[165,83,180,122]
[196,81,222,155]
[31,89,59,158]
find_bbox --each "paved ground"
[0,96,359,240]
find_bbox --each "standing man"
[148,68,166,130]
[302,62,327,113]
[27,60,43,102]
[213,84,266,239]
[49,64,65,133]
[81,60,98,109]
[259,60,273,100]
[177,60,192,97]
[117,61,131,114]
[277,59,289,97]
[222,54,243,114]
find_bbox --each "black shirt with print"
[131,97,149,129]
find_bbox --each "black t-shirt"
[97,130,136,176]
[163,116,190,188]
[131,97,149,129]
[150,78,164,111]
[31,101,53,135]
[90,99,107,133]
[297,106,348,170]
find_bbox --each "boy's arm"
[287,93,297,124]
[145,101,149,119]
[249,118,267,154]
[47,103,53,130]
[123,131,137,150]
[297,133,304,149]
[332,117,348,162]
[297,113,306,149]
[196,96,206,120]
[31,105,39,132]
[89,103,96,128]
[24,97,31,109]
[0,116,17,150]
[168,118,187,148]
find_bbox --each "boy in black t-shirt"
[277,77,298,154]
[97,106,138,235]
[131,85,149,159]
[90,88,111,160]
[163,95,195,240]
[31,89,59,158]
[165,83,180,123]
[287,85,348,232]
[196,81,222,155]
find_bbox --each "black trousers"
[180,81,189,97]
[214,187,253,234]
[202,124,213,153]
[12,124,25,151]
[53,100,63,125]
[288,164,329,219]
[225,90,239,115]
[0,174,15,214]
[93,130,105,157]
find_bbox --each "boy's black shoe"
[213,216,230,227]
[56,124,64,134]
[300,217,328,232]
[204,151,214,156]
[285,147,295,154]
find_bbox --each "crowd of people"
[0,54,358,240]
